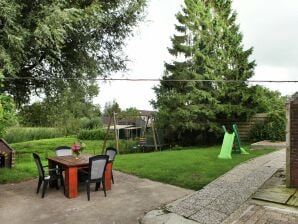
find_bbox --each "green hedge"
[249,111,286,142]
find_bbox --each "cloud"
[251,65,298,96]
[233,0,298,67]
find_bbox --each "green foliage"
[17,102,46,127]
[152,0,255,145]
[119,107,140,123]
[103,100,122,116]
[116,139,139,154]
[3,127,65,143]
[213,0,256,122]
[249,86,286,142]
[79,117,102,129]
[18,89,102,134]
[252,85,286,113]
[0,0,146,106]
[249,111,286,142]
[77,128,108,140]
[0,95,17,136]
[0,0,26,78]
[102,139,139,154]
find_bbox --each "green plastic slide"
[218,124,249,159]
[233,124,249,155]
[218,132,235,159]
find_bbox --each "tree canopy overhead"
[0,0,146,106]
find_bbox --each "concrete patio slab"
[0,171,193,224]
[252,168,298,206]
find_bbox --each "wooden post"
[102,116,112,154]
[286,102,291,187]
[113,112,119,153]
[151,118,158,151]
[142,115,149,138]
[286,92,298,188]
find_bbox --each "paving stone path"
[141,149,286,224]
[223,201,298,224]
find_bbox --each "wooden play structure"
[137,115,165,152]
[101,111,164,154]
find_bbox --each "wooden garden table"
[47,154,112,199]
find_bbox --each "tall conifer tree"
[152,0,256,145]
[211,0,256,121]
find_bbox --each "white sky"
[95,0,298,111]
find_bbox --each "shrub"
[118,139,139,154]
[105,139,139,154]
[79,117,102,129]
[0,95,17,136]
[249,111,286,142]
[3,127,65,143]
[77,128,110,140]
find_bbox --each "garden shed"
[0,138,15,168]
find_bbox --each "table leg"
[64,167,78,198]
[105,162,112,191]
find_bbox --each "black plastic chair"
[79,155,109,201]
[32,153,65,198]
[105,147,117,184]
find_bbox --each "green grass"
[0,138,275,190]
[113,146,275,190]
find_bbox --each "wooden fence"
[236,113,268,141]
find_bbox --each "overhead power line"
[2,77,298,83]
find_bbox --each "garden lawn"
[113,146,275,190]
[0,138,275,190]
